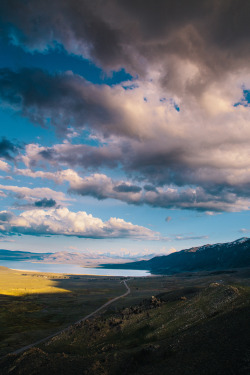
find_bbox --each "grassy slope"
[0,267,125,357]
[1,268,250,375]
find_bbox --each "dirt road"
[2,279,130,358]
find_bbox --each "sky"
[0,0,250,258]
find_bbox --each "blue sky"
[0,1,250,258]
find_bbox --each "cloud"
[2,2,250,215]
[10,73,250,198]
[14,168,250,213]
[68,173,142,203]
[20,142,122,170]
[34,198,57,208]
[168,247,177,254]
[15,166,83,185]
[0,239,15,242]
[113,183,142,193]
[1,0,250,89]
[2,68,250,196]
[174,235,209,241]
[0,68,137,137]
[0,211,13,222]
[0,184,69,205]
[239,228,250,234]
[0,138,20,160]
[0,207,158,239]
[0,160,10,172]
[67,173,250,213]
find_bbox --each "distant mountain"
[0,249,112,264]
[102,238,250,274]
[0,249,50,261]
[0,249,149,266]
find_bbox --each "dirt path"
[2,279,130,358]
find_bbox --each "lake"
[0,260,150,277]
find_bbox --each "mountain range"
[102,237,250,274]
[0,249,152,266]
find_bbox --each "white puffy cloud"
[0,160,10,172]
[0,207,158,239]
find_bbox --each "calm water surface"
[0,260,150,277]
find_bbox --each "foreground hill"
[1,269,250,375]
[102,238,250,274]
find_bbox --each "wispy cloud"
[239,228,250,234]
[174,235,209,241]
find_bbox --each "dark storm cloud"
[113,183,142,193]
[0,68,121,136]
[144,185,158,192]
[34,198,57,208]
[0,211,13,222]
[0,137,19,160]
[1,0,250,88]
[0,0,127,69]
[38,144,122,169]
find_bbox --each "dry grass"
[0,267,125,356]
[0,267,70,296]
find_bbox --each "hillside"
[1,269,250,375]
[102,238,250,274]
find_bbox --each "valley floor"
[0,267,250,374]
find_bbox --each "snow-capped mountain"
[103,237,250,274]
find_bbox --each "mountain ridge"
[101,237,250,274]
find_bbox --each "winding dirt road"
[2,279,130,358]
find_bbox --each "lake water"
[0,260,150,277]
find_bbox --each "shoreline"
[0,261,151,277]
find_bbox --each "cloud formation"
[1,1,250,217]
[0,138,20,160]
[14,168,250,213]
[3,67,248,210]
[0,160,10,172]
[34,198,57,208]
[0,184,68,205]
[1,0,250,89]
[0,208,158,239]
[67,173,250,213]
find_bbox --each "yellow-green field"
[0,266,71,296]
[0,266,125,357]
